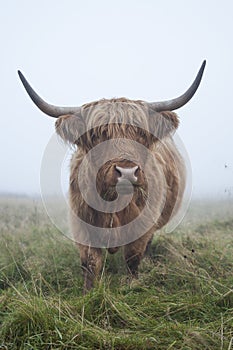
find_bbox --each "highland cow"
[18,61,206,291]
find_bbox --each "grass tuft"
[0,197,233,349]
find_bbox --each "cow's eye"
[91,134,97,142]
[101,130,108,139]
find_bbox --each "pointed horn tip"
[201,60,207,71]
[17,70,25,83]
[197,60,206,81]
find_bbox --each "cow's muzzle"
[115,165,139,194]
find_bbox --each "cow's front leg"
[77,244,102,292]
[124,232,153,278]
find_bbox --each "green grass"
[0,197,233,349]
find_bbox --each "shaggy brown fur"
[55,98,185,291]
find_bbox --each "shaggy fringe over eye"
[54,99,179,150]
[78,124,157,152]
[80,99,151,148]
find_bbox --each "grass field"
[0,196,232,349]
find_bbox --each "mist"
[0,0,232,199]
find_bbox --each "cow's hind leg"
[78,244,102,292]
[124,232,153,278]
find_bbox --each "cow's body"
[55,99,186,290]
[18,61,206,291]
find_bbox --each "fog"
[0,0,232,198]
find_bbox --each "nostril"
[115,165,122,177]
[134,166,139,177]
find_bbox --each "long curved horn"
[148,60,206,112]
[18,71,81,118]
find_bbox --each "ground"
[0,196,232,350]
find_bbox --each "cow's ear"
[149,110,179,139]
[55,114,85,144]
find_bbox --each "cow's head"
[18,62,205,200]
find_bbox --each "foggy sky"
[0,0,232,198]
